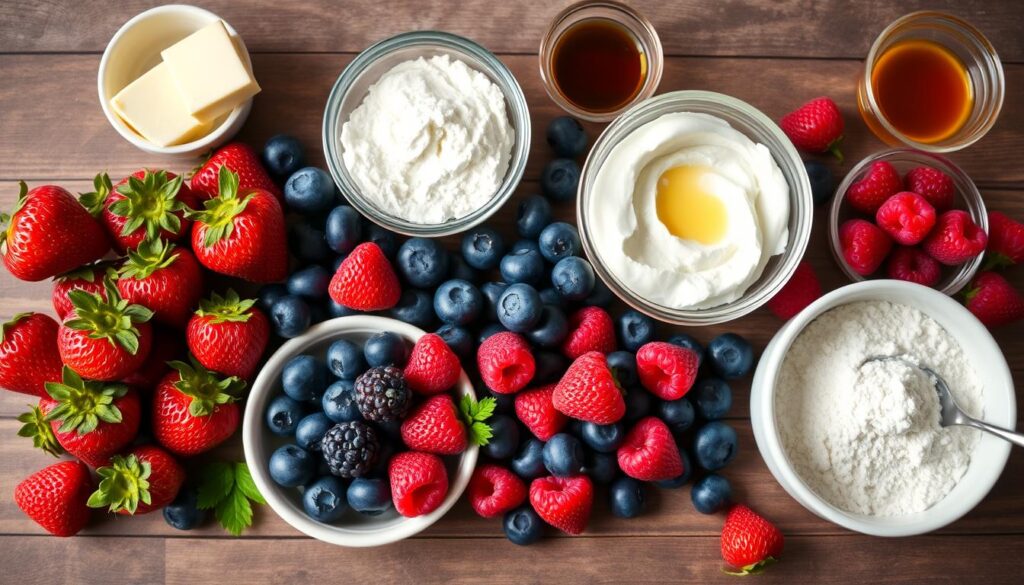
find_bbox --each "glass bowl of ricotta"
[323,31,530,237]
[577,90,814,326]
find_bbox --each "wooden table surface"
[1,1,1023,583]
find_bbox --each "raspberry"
[468,464,527,518]
[616,417,683,481]
[328,242,401,311]
[922,210,988,266]
[635,342,699,400]
[875,192,936,245]
[404,333,462,395]
[766,260,821,320]
[904,166,955,211]
[839,219,892,276]
[552,351,625,424]
[965,272,1024,328]
[477,332,535,394]
[985,211,1024,268]
[389,451,448,517]
[886,246,942,287]
[561,306,615,359]
[846,161,902,214]
[529,475,593,535]
[400,394,467,455]
[514,384,567,441]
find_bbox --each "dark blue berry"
[623,387,654,425]
[691,473,732,514]
[496,283,542,333]
[303,476,348,522]
[285,167,336,214]
[499,248,545,286]
[546,116,588,158]
[478,323,508,344]
[580,422,625,453]
[461,227,505,270]
[435,324,474,361]
[289,224,330,264]
[363,331,409,367]
[540,158,580,202]
[584,278,613,307]
[538,287,563,308]
[270,295,312,338]
[551,256,595,301]
[658,397,695,436]
[433,279,483,326]
[503,505,543,546]
[258,284,288,313]
[281,355,327,402]
[447,253,479,283]
[805,160,836,206]
[516,195,552,239]
[365,224,398,259]
[266,395,305,436]
[607,351,639,388]
[538,222,581,263]
[480,281,509,322]
[388,288,436,329]
[347,478,392,515]
[533,351,569,385]
[609,476,646,518]
[296,412,334,451]
[526,304,568,348]
[511,437,546,480]
[163,487,207,530]
[616,310,654,352]
[325,205,363,254]
[692,378,732,420]
[542,433,585,477]
[707,333,754,379]
[397,238,449,289]
[326,339,366,380]
[286,265,330,300]
[268,444,316,487]
[484,415,520,460]
[262,134,306,180]
[694,421,738,471]
[510,239,540,254]
[322,380,362,423]
[584,451,618,484]
[327,299,359,318]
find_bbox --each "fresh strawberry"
[186,289,269,380]
[839,219,892,276]
[766,261,821,320]
[189,142,283,203]
[964,272,1024,328]
[468,464,527,518]
[1,182,109,281]
[779,97,844,160]
[80,171,197,252]
[922,210,988,266]
[16,404,64,457]
[400,394,468,455]
[552,351,625,424]
[477,332,536,394]
[88,445,184,515]
[15,460,92,536]
[328,242,401,311]
[984,211,1024,269]
[52,262,114,320]
[635,341,699,400]
[37,367,141,467]
[616,417,683,481]
[875,192,937,246]
[529,475,593,535]
[0,312,63,398]
[152,359,246,456]
[721,504,784,575]
[514,384,567,441]
[389,451,449,517]
[904,166,955,211]
[189,167,287,283]
[116,239,204,328]
[404,333,461,395]
[121,325,186,389]
[886,246,942,287]
[845,161,902,215]
[561,306,616,359]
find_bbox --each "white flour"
[776,301,983,517]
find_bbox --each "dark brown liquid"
[552,19,646,113]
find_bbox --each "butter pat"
[161,20,260,122]
[110,62,212,147]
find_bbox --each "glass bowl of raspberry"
[828,148,988,296]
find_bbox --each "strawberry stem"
[168,358,246,418]
[17,405,64,457]
[87,454,152,514]
[43,366,127,435]
[109,170,187,239]
[195,289,257,324]
[827,137,844,163]
[63,278,153,355]
[118,238,179,280]
[187,167,253,247]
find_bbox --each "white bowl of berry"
[241,315,481,547]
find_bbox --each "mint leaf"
[216,487,253,537]
[461,396,495,446]
[473,397,496,421]
[196,461,234,510]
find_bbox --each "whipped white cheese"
[340,55,514,224]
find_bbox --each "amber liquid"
[871,39,973,143]
[552,19,646,113]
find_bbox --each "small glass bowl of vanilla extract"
[540,1,663,122]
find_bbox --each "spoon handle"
[964,418,1024,448]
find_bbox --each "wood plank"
[1,55,1023,184]
[1,0,1022,62]
[0,535,164,584]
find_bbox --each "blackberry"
[354,366,411,422]
[320,421,380,478]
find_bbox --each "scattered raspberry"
[839,219,893,276]
[389,451,448,517]
[468,464,527,519]
[328,242,401,311]
[561,306,616,359]
[529,475,593,535]
[404,333,462,395]
[904,166,955,211]
[985,211,1024,269]
[552,351,625,425]
[875,192,936,245]
[616,417,683,482]
[964,272,1024,328]
[477,332,535,394]
[400,395,467,455]
[766,260,822,320]
[846,161,902,214]
[779,97,844,160]
[514,384,567,441]
[886,246,942,287]
[634,342,699,400]
[922,210,988,266]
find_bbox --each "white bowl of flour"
[751,280,1015,537]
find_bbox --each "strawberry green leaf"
[459,395,495,446]
[196,461,264,535]
[43,367,127,436]
[216,485,254,537]
[196,461,235,510]
[721,557,777,576]
[78,173,113,217]
[196,289,257,323]
[234,462,266,505]
[119,238,179,280]
[88,454,152,514]
[169,359,246,418]
[17,405,64,457]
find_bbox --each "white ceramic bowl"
[97,4,254,157]
[242,315,479,547]
[750,280,1015,537]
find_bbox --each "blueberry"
[655,447,693,488]
[486,389,516,416]
[542,433,585,477]
[694,421,738,471]
[538,287,563,308]
[546,116,588,158]
[262,134,306,180]
[268,444,316,487]
[321,380,361,423]
[526,304,568,348]
[707,333,754,379]
[326,339,365,380]
[461,227,505,270]
[623,387,654,425]
[308,303,327,325]
[347,478,392,515]
[282,355,327,402]
[388,289,435,329]
[510,239,541,254]
[497,283,543,333]
[691,474,732,514]
[540,158,580,202]
[363,331,409,367]
[609,477,646,519]
[296,412,334,451]
[499,248,545,286]
[481,281,509,322]
[270,295,312,338]
[658,397,695,436]
[580,422,625,453]
[583,278,613,307]
[511,438,546,480]
[805,160,836,206]
[667,334,704,366]
[478,323,508,344]
[584,451,618,484]
[365,224,398,259]
[287,265,331,300]
[447,253,479,283]
[533,351,569,385]
[503,505,544,546]
[551,256,595,301]
[303,476,348,522]
[327,299,359,318]
[433,279,483,326]
[538,222,581,263]
[289,224,330,264]
[266,395,305,436]
[607,351,639,388]
[435,324,474,361]
[693,378,732,420]
[325,205,363,255]
[397,238,449,289]
[516,195,553,239]
[258,284,288,313]
[616,310,654,352]
[163,487,207,530]
[484,415,520,460]
[285,167,336,214]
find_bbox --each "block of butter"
[110,62,213,147]
[161,20,261,122]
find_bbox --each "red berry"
[616,417,683,481]
[561,306,616,359]
[886,247,942,287]
[779,97,844,159]
[552,351,625,424]
[514,384,567,441]
[529,475,593,535]
[389,451,449,518]
[766,261,822,320]
[985,211,1024,269]
[404,333,462,395]
[328,242,401,311]
[904,166,955,211]
[468,464,527,518]
[635,342,699,400]
[965,272,1024,328]
[846,161,902,214]
[400,394,467,455]
[875,192,936,246]
[14,460,92,537]
[476,332,535,394]
[839,219,893,276]
[721,504,785,574]
[922,210,988,266]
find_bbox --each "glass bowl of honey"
[539,1,663,122]
[858,11,1004,153]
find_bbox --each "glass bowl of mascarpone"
[577,90,813,325]
[322,31,530,237]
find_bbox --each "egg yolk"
[655,165,728,245]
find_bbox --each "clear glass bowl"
[577,91,814,326]
[828,148,987,295]
[322,31,530,237]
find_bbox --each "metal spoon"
[863,356,1024,448]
